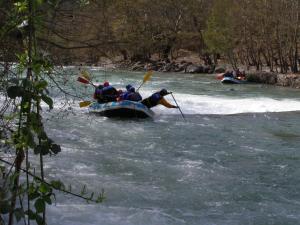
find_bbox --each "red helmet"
[103,81,109,87]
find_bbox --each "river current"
[41,69,300,225]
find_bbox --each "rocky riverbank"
[246,72,300,88]
[114,59,300,88]
[116,59,225,74]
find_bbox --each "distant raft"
[221,77,247,84]
[89,100,155,118]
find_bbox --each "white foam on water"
[151,93,300,115]
[48,90,300,116]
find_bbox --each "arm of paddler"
[158,97,177,108]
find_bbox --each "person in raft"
[93,84,104,103]
[118,84,142,102]
[94,81,119,103]
[141,89,178,109]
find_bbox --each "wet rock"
[214,67,226,73]
[131,61,145,71]
[246,72,277,84]
[162,62,176,72]
[203,66,212,73]
[246,72,300,88]
[185,64,204,73]
[277,74,300,88]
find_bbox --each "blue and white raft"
[221,77,247,84]
[89,100,155,118]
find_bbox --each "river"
[42,69,300,225]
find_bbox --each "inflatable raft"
[89,100,155,118]
[221,77,247,84]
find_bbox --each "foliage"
[0,1,104,225]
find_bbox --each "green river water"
[34,69,300,224]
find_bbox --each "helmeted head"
[97,84,104,89]
[103,81,110,87]
[128,87,135,92]
[159,89,169,96]
[126,84,133,91]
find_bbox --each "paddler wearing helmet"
[118,84,142,102]
[141,89,178,109]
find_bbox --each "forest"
[1,0,300,73]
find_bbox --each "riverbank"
[114,59,300,89]
[115,59,220,74]
[247,72,300,89]
[74,53,300,89]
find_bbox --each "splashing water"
[33,71,300,224]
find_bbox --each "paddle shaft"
[136,71,153,92]
[136,82,144,92]
[89,81,97,88]
[170,93,186,121]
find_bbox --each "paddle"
[77,74,97,107]
[77,76,97,87]
[170,92,186,121]
[81,70,91,80]
[79,101,92,108]
[136,70,153,91]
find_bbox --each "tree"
[204,0,237,67]
[0,1,104,225]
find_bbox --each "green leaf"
[38,131,48,140]
[29,112,40,131]
[21,127,36,148]
[14,208,25,222]
[50,144,61,154]
[7,86,23,99]
[34,198,45,213]
[36,214,44,225]
[35,0,44,6]
[34,80,48,91]
[29,192,40,200]
[41,144,50,155]
[34,145,42,154]
[50,180,64,190]
[41,95,53,109]
[14,2,28,12]
[39,183,50,194]
[28,191,40,200]
[43,195,52,205]
[25,209,36,220]
[0,201,11,214]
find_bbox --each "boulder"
[246,72,277,84]
[214,67,226,73]
[277,74,300,88]
[185,64,204,73]
[162,62,176,72]
[131,61,145,71]
[203,66,212,73]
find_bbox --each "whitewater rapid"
[151,93,300,115]
[53,92,300,117]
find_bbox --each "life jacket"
[141,92,162,108]
[102,85,118,102]
[128,92,142,102]
[94,87,104,102]
[119,91,142,102]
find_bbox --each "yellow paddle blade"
[79,101,92,108]
[80,70,91,80]
[143,70,153,83]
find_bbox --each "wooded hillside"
[1,0,300,73]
